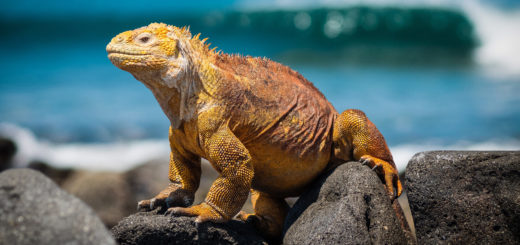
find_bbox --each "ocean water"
[1,0,519,172]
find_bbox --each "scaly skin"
[106,23,402,240]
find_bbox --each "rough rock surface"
[0,168,116,245]
[283,162,414,245]
[112,210,267,245]
[406,151,520,244]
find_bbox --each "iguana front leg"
[166,125,253,222]
[333,109,402,199]
[138,127,201,211]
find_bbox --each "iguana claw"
[361,159,380,171]
[359,155,402,199]
[361,159,370,166]
[137,184,194,212]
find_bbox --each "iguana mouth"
[107,51,154,64]
[107,51,151,56]
[106,45,152,56]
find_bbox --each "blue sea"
[1,0,519,171]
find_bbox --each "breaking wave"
[461,1,520,78]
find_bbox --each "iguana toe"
[137,199,152,211]
[236,211,263,228]
[359,155,401,200]
[236,211,252,221]
[165,202,227,223]
[237,212,283,243]
[137,197,164,211]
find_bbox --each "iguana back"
[213,54,337,159]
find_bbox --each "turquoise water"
[1,2,519,150]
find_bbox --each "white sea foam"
[0,123,169,172]
[2,123,518,173]
[461,1,520,79]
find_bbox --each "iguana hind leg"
[333,109,403,199]
[237,190,289,242]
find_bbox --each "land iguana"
[106,23,402,240]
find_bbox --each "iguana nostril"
[117,36,124,42]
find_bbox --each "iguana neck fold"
[135,33,220,129]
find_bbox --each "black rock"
[405,151,520,244]
[112,210,267,245]
[283,162,414,245]
[0,137,16,171]
[0,168,116,245]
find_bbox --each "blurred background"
[1,0,519,173]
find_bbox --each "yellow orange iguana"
[107,23,402,240]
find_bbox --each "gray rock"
[0,168,116,245]
[405,151,520,244]
[283,162,414,245]
[125,158,171,204]
[61,170,136,228]
[28,160,74,185]
[111,210,267,245]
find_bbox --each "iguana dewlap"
[107,23,402,240]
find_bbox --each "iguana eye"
[135,33,154,45]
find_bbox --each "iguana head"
[107,23,215,127]
[106,23,200,88]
